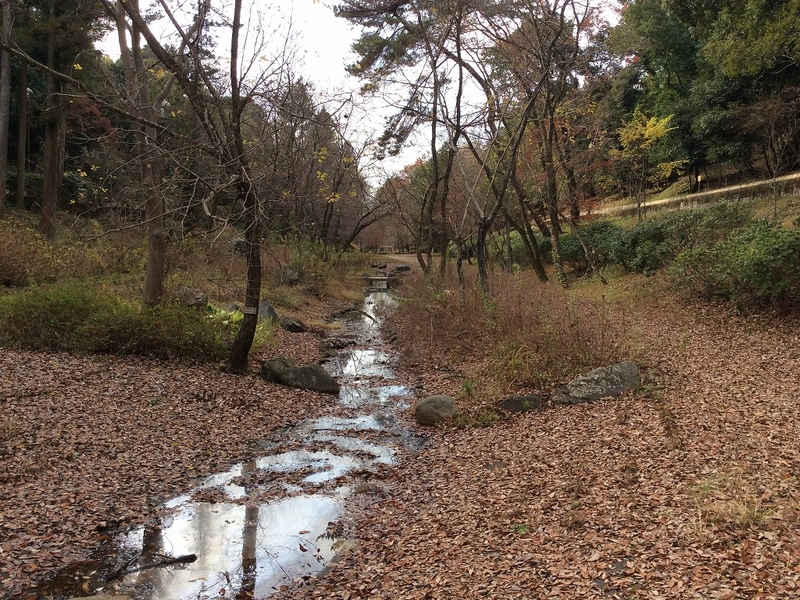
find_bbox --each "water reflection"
[110,291,420,599]
[123,493,345,600]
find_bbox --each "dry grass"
[391,267,631,396]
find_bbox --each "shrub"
[0,282,237,360]
[558,221,626,271]
[0,220,58,286]
[617,203,754,273]
[669,221,800,308]
[391,270,629,391]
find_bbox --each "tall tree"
[116,0,294,372]
[0,0,10,217]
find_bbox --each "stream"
[29,291,422,600]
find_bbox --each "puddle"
[25,292,422,600]
[119,492,347,600]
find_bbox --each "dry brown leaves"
[280,298,800,599]
[0,327,338,598]
[5,290,800,600]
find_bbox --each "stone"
[499,393,545,413]
[280,316,307,333]
[260,357,340,395]
[258,299,278,320]
[552,361,640,405]
[281,267,301,284]
[321,336,357,351]
[173,287,208,309]
[415,395,458,426]
[71,596,131,600]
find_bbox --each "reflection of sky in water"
[339,383,411,408]
[307,414,383,431]
[122,494,344,600]
[340,349,393,377]
[114,291,419,600]
[314,434,395,465]
[360,291,396,329]
[256,450,362,483]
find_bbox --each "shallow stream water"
[29,291,420,600]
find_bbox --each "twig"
[108,553,197,580]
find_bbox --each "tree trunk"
[0,0,11,217]
[228,185,261,373]
[40,13,60,240]
[14,60,27,208]
[227,0,261,373]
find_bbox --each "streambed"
[31,291,421,600]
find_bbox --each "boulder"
[499,393,545,413]
[71,596,131,600]
[415,395,458,426]
[321,336,357,351]
[173,287,208,309]
[281,267,301,284]
[258,300,278,321]
[260,357,340,395]
[280,316,307,333]
[552,361,640,405]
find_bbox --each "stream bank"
[20,291,424,600]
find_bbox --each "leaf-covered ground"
[282,298,800,599]
[3,289,800,599]
[0,323,343,599]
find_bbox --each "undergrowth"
[392,269,630,392]
[0,282,274,360]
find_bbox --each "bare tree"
[115,0,293,371]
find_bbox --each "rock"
[173,287,208,309]
[231,236,247,255]
[415,395,458,426]
[552,361,640,405]
[226,302,241,313]
[281,267,301,284]
[71,596,132,600]
[321,336,357,351]
[394,264,412,272]
[280,316,307,333]
[260,357,340,395]
[301,284,321,297]
[499,393,545,413]
[258,299,278,320]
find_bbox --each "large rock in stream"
[552,361,640,405]
[260,357,340,395]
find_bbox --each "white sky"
[98,1,359,90]
[97,1,620,184]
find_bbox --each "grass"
[392,266,632,397]
[691,473,776,531]
[0,208,370,363]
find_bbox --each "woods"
[0,0,799,307]
[2,1,800,598]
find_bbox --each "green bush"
[617,203,754,273]
[0,282,236,360]
[558,221,626,271]
[669,221,800,308]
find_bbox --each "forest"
[1,1,799,306]
[2,1,800,598]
